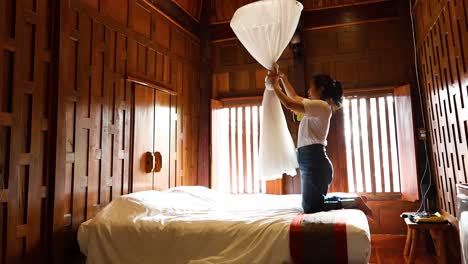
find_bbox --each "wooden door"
[133,84,155,192]
[154,91,171,190]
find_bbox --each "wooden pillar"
[197,1,213,187]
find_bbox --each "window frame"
[342,85,419,201]
[211,96,265,194]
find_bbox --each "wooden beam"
[304,0,390,11]
[126,76,177,95]
[303,17,399,31]
[220,96,263,107]
[302,0,398,30]
[170,0,202,22]
[210,0,400,42]
[197,0,213,188]
[210,22,236,43]
[141,0,200,39]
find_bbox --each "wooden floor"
[370,235,438,264]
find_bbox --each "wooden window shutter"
[394,85,419,201]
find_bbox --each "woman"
[266,72,372,218]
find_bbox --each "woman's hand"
[266,71,279,85]
[278,71,287,81]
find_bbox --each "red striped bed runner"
[289,213,348,264]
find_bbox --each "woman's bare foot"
[355,196,373,220]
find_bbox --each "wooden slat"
[6,0,26,259]
[250,107,255,193]
[16,225,27,238]
[228,108,233,193]
[234,108,239,193]
[242,107,247,193]
[376,97,386,193]
[366,99,377,194]
[0,189,8,203]
[349,100,358,192]
[17,153,32,165]
[358,99,367,192]
[385,97,394,193]
[127,76,177,95]
[0,113,14,126]
[257,106,262,193]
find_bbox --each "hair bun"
[313,74,344,111]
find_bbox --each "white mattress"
[78,186,370,264]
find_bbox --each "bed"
[78,186,371,264]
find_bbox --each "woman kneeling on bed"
[267,72,373,219]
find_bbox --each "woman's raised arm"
[269,78,305,114]
[279,73,304,101]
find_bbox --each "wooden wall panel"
[414,0,468,216]
[209,0,254,23]
[211,40,294,98]
[171,0,203,21]
[0,0,56,262]
[302,0,384,10]
[209,0,392,24]
[304,20,412,89]
[52,0,201,261]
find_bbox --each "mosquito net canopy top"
[231,0,303,180]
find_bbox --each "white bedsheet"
[78,186,370,264]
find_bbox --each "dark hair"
[312,74,343,110]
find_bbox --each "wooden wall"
[306,1,424,234]
[0,0,201,262]
[0,0,57,262]
[303,20,412,89]
[52,0,201,260]
[171,0,203,21]
[413,0,468,216]
[209,0,380,23]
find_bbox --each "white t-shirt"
[297,99,332,148]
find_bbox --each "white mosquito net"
[230,0,302,180]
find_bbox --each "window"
[212,86,419,200]
[343,93,400,194]
[342,86,418,200]
[211,98,266,194]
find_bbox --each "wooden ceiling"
[208,0,380,24]
[166,0,384,26]
[209,0,398,42]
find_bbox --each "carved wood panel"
[0,0,56,262]
[51,0,201,261]
[414,0,468,216]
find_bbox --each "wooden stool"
[403,217,451,264]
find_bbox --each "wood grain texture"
[208,0,386,24]
[414,0,468,217]
[133,84,155,192]
[395,85,419,201]
[171,0,203,21]
[0,0,57,262]
[51,0,201,262]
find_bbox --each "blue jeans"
[297,144,345,213]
